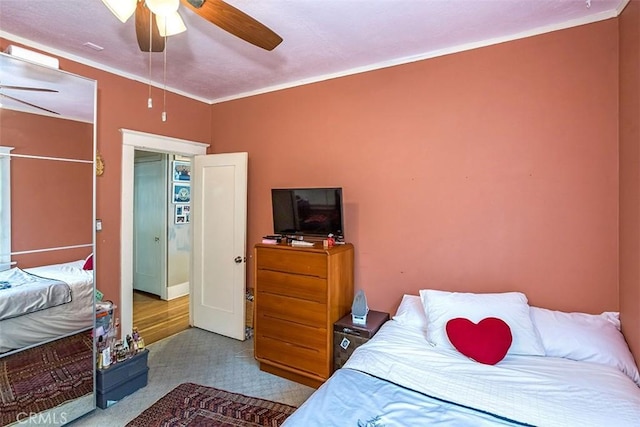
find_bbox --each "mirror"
[0,51,96,425]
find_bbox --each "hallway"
[133,291,189,345]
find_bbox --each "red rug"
[126,383,298,427]
[0,331,94,426]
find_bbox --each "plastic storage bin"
[96,349,149,409]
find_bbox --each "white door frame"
[120,129,209,337]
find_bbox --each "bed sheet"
[285,321,640,426]
[284,368,522,426]
[0,268,71,320]
[0,260,94,353]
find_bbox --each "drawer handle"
[342,327,361,336]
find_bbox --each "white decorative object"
[351,289,369,325]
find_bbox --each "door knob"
[155,237,160,242]
[234,256,242,263]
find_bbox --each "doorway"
[132,150,192,344]
[120,130,209,338]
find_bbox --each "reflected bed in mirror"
[0,50,96,425]
[0,259,94,353]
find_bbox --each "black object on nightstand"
[96,349,149,409]
[333,310,390,372]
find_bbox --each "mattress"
[284,320,640,426]
[0,260,94,353]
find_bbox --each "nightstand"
[333,310,390,372]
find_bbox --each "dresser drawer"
[257,293,327,328]
[256,270,327,303]
[256,248,327,278]
[256,313,326,350]
[256,335,327,377]
[254,243,354,386]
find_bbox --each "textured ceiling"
[0,0,629,106]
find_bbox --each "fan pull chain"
[162,32,167,122]
[147,13,153,109]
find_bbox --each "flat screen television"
[271,188,344,238]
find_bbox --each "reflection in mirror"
[0,51,96,425]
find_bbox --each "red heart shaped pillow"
[446,317,512,365]
[82,253,93,270]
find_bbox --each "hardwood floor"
[133,290,190,345]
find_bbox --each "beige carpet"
[71,328,314,426]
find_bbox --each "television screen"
[272,188,344,238]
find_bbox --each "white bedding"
[0,260,94,353]
[0,267,71,320]
[285,320,640,426]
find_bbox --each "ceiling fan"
[101,0,283,53]
[0,85,60,115]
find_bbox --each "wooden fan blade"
[135,2,165,52]
[0,93,60,115]
[0,85,58,93]
[181,0,282,51]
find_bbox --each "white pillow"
[419,289,545,356]
[392,294,428,330]
[531,306,640,385]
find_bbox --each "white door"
[133,153,167,299]
[191,152,248,340]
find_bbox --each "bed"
[0,259,94,354]
[284,292,640,426]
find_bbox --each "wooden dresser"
[254,242,354,388]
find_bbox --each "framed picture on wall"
[175,204,190,224]
[172,160,191,182]
[172,183,191,204]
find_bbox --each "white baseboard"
[167,281,189,300]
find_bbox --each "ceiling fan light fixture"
[101,0,137,23]
[146,0,180,16]
[185,0,205,7]
[156,11,186,37]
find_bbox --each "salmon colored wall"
[210,20,620,317]
[0,38,212,315]
[619,0,640,364]
[12,159,92,250]
[13,249,92,269]
[0,110,93,267]
[1,18,629,345]
[0,110,93,159]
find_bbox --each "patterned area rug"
[127,383,298,427]
[0,331,94,426]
